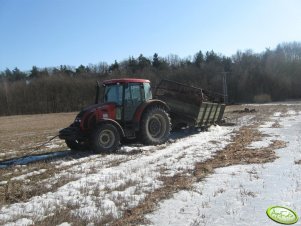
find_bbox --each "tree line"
[1,42,301,116]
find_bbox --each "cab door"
[123,83,144,121]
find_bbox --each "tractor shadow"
[117,124,235,155]
[116,127,205,155]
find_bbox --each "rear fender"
[96,119,125,137]
[133,99,169,130]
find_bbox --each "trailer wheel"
[140,107,171,145]
[65,140,88,151]
[92,124,120,153]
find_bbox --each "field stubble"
[0,103,300,225]
[0,112,76,160]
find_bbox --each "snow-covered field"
[0,104,300,225]
[0,118,240,225]
[146,109,301,226]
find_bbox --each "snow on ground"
[10,169,47,181]
[146,110,301,225]
[5,218,34,226]
[0,123,242,225]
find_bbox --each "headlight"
[74,117,81,123]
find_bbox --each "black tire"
[140,107,171,145]
[91,124,120,153]
[65,139,88,151]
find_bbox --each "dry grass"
[271,121,282,128]
[295,159,301,165]
[0,149,133,207]
[35,208,115,226]
[213,188,226,197]
[0,112,76,161]
[0,163,76,206]
[0,112,82,206]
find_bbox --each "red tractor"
[59,78,226,153]
[59,78,171,153]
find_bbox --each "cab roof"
[103,78,150,85]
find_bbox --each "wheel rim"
[148,114,166,139]
[98,129,115,148]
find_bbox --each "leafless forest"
[1,42,301,116]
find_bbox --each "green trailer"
[155,79,226,129]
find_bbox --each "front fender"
[96,119,125,137]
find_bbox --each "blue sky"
[0,0,301,71]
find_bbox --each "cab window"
[104,84,123,105]
[124,83,142,102]
[144,82,152,100]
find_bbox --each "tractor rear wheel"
[65,139,88,151]
[140,107,171,145]
[91,124,120,153]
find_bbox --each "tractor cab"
[101,78,152,123]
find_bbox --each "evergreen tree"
[138,54,151,70]
[75,65,87,74]
[29,66,39,79]
[109,60,119,72]
[152,53,160,68]
[194,50,204,67]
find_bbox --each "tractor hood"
[76,103,105,118]
[76,102,116,118]
[76,102,117,121]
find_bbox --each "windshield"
[104,84,123,105]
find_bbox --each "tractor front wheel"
[140,107,171,145]
[91,124,120,153]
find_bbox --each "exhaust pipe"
[95,81,100,104]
